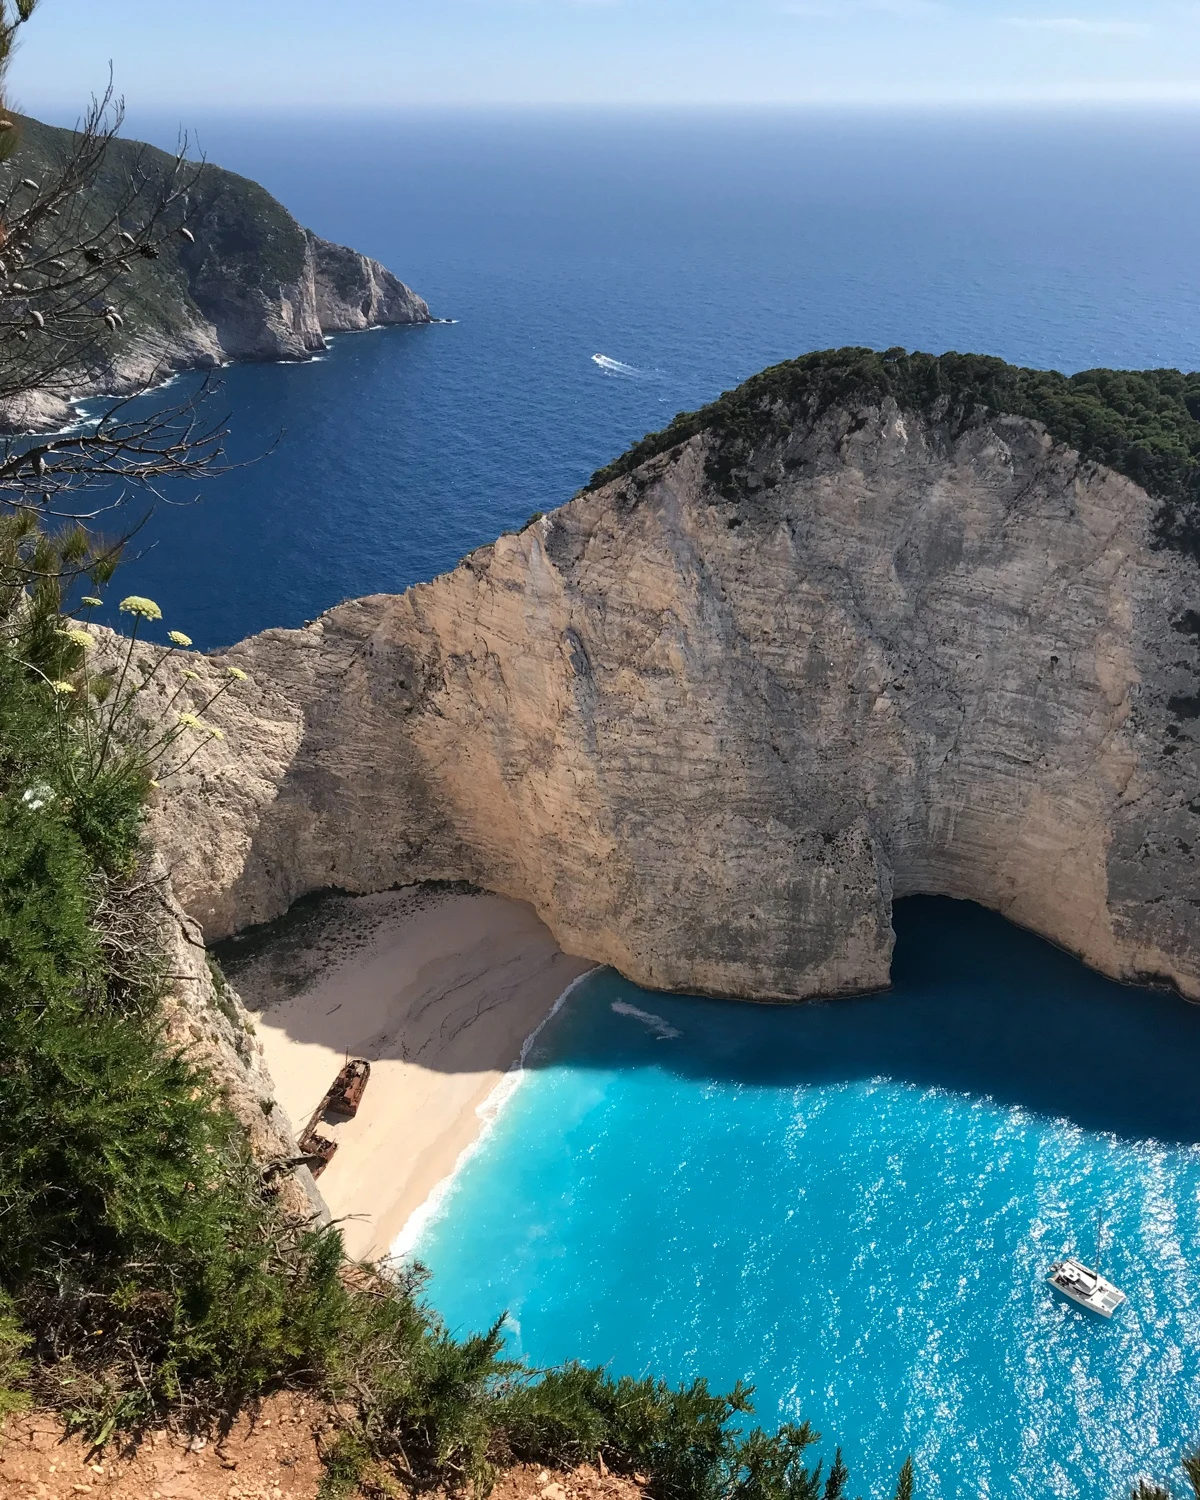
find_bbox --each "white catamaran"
[1047,1219,1126,1317]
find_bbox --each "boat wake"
[592,353,642,378]
[611,1000,681,1040]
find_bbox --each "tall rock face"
[2,116,431,429]
[148,852,326,1223]
[151,356,1200,1003]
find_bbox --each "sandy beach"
[220,887,595,1262]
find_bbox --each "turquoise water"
[53,109,1200,1492]
[412,900,1200,1500]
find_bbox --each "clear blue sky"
[11,0,1200,111]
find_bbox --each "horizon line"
[17,95,1200,119]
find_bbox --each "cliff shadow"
[525,895,1200,1148]
[215,887,1200,1149]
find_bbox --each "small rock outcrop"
[149,352,1200,1004]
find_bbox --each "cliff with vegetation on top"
[1,115,431,430]
[149,348,1200,1003]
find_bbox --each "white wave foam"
[611,1000,680,1040]
[390,966,603,1261]
[592,353,640,377]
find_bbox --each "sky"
[10,0,1200,112]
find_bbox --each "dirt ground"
[490,1463,646,1500]
[0,1397,649,1500]
[0,1394,330,1500]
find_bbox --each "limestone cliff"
[2,115,431,430]
[149,850,326,1221]
[148,351,1200,1003]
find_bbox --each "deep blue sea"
[64,109,1200,1494]
[80,107,1200,650]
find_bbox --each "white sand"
[225,888,594,1262]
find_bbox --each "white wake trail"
[611,1000,681,1040]
[592,353,641,377]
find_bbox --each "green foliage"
[8,111,309,350]
[485,1363,857,1500]
[893,1455,913,1500]
[317,1431,374,1500]
[0,547,348,1433]
[0,1291,31,1419]
[585,347,1200,559]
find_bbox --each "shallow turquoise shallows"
[410,898,1200,1500]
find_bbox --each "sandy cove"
[219,887,595,1262]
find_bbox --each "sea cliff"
[147,350,1200,1003]
[0,115,431,430]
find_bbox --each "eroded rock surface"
[150,402,1200,1001]
[149,851,326,1221]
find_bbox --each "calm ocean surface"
[82,109,1200,1495]
[91,108,1200,650]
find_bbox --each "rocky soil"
[0,1395,328,1500]
[0,1399,648,1500]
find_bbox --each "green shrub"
[0,519,881,1499]
[497,1366,855,1500]
[0,1291,31,1419]
[317,1431,374,1500]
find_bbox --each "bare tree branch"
[0,22,244,628]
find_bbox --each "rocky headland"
[148,350,1200,1005]
[1,115,431,430]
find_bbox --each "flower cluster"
[44,591,249,785]
[118,595,162,622]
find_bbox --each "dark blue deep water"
[90,107,1200,649]
[72,109,1200,1493]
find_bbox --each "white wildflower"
[56,627,94,651]
[118,595,162,621]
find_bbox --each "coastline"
[219,886,595,1262]
[5,315,439,436]
[391,963,600,1260]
